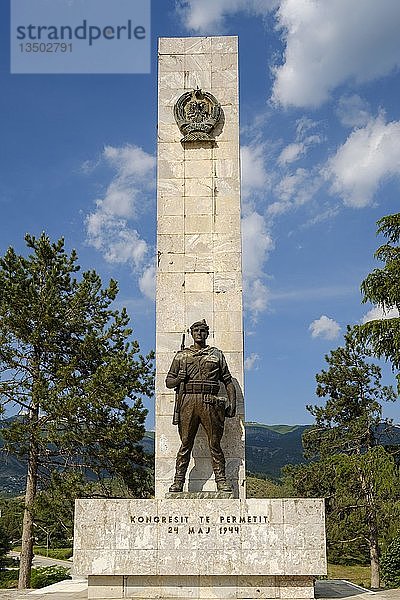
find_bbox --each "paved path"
[316,580,400,598]
[0,578,87,599]
[0,579,398,599]
[9,554,72,570]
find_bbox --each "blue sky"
[1,0,400,427]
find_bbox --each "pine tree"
[359,213,400,390]
[302,327,397,588]
[0,234,154,588]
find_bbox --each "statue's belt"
[184,381,220,394]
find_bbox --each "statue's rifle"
[172,332,186,425]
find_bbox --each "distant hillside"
[0,419,27,495]
[0,421,310,493]
[141,431,155,455]
[141,424,310,479]
[1,420,399,494]
[245,423,310,478]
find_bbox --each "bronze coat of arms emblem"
[174,88,222,142]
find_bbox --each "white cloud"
[278,142,305,165]
[295,117,317,139]
[362,305,400,324]
[269,117,324,215]
[240,144,269,200]
[309,315,341,340]
[139,264,156,301]
[270,167,320,216]
[85,144,155,268]
[104,229,148,266]
[239,146,274,319]
[244,353,261,371]
[272,0,400,107]
[178,0,400,108]
[177,0,276,33]
[103,145,155,179]
[85,144,156,299]
[241,211,273,319]
[327,114,400,208]
[278,118,323,166]
[336,94,371,128]
[275,168,307,202]
[93,144,155,221]
[242,211,274,279]
[244,278,269,317]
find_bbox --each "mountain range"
[1,421,399,495]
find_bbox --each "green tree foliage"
[32,472,87,550]
[287,449,399,569]
[0,234,154,588]
[0,525,11,567]
[246,474,294,498]
[0,497,23,545]
[381,536,400,588]
[359,213,400,390]
[304,327,396,457]
[293,328,399,588]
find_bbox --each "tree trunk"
[369,522,380,589]
[366,487,380,588]
[18,407,39,589]
[358,463,380,589]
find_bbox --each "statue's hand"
[177,369,187,383]
[225,401,236,418]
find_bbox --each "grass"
[328,563,371,588]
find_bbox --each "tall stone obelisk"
[155,36,245,499]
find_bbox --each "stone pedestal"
[74,498,326,599]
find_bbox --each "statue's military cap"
[190,319,209,332]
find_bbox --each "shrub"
[381,537,400,588]
[33,547,73,560]
[0,569,19,589]
[0,526,11,567]
[30,566,71,589]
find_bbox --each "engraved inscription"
[129,513,269,535]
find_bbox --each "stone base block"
[74,498,326,586]
[87,574,315,599]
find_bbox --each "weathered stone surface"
[157,214,184,235]
[184,177,214,197]
[75,498,326,579]
[157,233,184,254]
[184,37,212,55]
[87,574,316,599]
[185,159,214,179]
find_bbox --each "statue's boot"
[169,480,184,492]
[216,478,232,492]
[169,472,185,492]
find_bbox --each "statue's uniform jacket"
[166,346,233,483]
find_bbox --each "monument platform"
[73,497,326,599]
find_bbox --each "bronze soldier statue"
[166,319,236,493]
